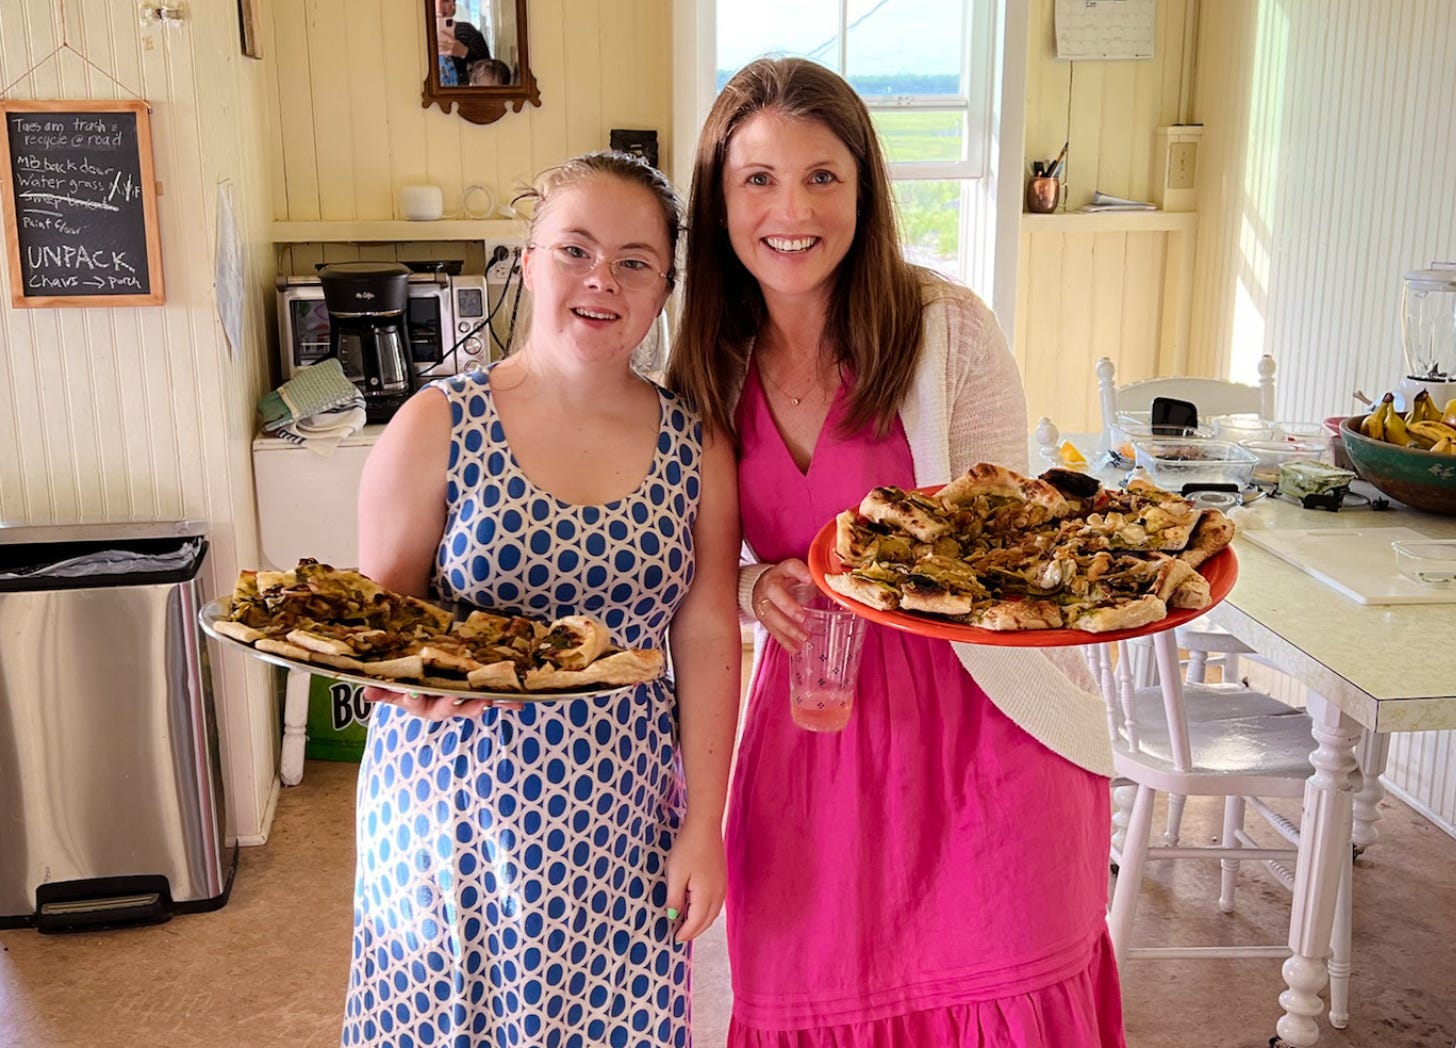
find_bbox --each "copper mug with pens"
[1027,141,1068,213]
[1026,176,1063,213]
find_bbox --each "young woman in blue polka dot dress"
[343,153,742,1048]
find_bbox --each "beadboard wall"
[1013,0,1199,431]
[266,0,672,226]
[1189,0,1456,403]
[0,2,281,840]
[1190,0,1456,835]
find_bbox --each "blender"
[1397,262,1456,412]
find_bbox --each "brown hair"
[513,151,684,290]
[666,57,928,438]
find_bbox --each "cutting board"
[1240,527,1455,605]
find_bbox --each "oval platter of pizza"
[807,463,1238,648]
[198,559,665,700]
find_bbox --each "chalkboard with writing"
[0,99,164,308]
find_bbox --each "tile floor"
[3,763,1455,1047]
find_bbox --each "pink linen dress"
[725,365,1126,1047]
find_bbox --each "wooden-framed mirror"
[422,0,541,126]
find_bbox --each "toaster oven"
[276,272,490,383]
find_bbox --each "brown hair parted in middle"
[666,57,931,439]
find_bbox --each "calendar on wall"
[1055,0,1156,61]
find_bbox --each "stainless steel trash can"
[0,521,236,931]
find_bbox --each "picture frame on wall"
[238,0,263,59]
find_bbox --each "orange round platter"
[806,486,1238,648]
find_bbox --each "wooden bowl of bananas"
[1342,391,1456,515]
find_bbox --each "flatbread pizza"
[823,465,1235,635]
[209,559,663,694]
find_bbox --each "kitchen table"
[1032,431,1456,1047]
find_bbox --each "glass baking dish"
[1391,539,1456,584]
[1132,438,1259,490]
[1241,439,1327,484]
[1108,412,1215,466]
[1211,413,1277,442]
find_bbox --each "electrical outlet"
[485,239,521,283]
[1168,141,1197,190]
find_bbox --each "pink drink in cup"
[787,584,867,732]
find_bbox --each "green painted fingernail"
[666,907,679,920]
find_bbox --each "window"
[708,0,996,281]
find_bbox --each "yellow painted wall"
[1023,0,1192,213]
[267,0,673,225]
[1014,0,1200,433]
[0,2,281,840]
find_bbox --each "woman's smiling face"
[722,110,859,307]
[521,174,672,364]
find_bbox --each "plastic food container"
[1132,439,1259,491]
[1241,439,1327,484]
[1211,413,1277,442]
[1391,539,1456,584]
[1273,420,1328,443]
[1109,412,1215,465]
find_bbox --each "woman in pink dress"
[666,59,1127,1046]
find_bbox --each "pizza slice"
[823,570,901,610]
[941,463,1076,520]
[834,511,921,568]
[975,598,1065,631]
[899,576,978,616]
[1066,594,1167,634]
[523,648,665,691]
[858,487,953,543]
[213,619,269,644]
[348,653,427,681]
[226,570,273,629]
[286,622,391,657]
[536,615,611,671]
[1178,510,1236,568]
[415,639,486,675]
[1169,572,1212,609]
[254,637,315,661]
[940,463,1029,504]
[467,660,525,692]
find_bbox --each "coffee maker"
[319,262,413,423]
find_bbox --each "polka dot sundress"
[341,366,702,1048]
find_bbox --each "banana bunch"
[1362,391,1456,454]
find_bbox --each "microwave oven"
[276,272,491,383]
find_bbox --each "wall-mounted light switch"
[1168,141,1197,190]
[1153,125,1202,212]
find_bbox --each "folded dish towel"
[259,359,367,457]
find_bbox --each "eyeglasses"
[529,242,670,291]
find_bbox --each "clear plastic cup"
[786,584,867,732]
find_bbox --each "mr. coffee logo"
[329,681,373,731]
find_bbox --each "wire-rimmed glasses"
[528,242,670,291]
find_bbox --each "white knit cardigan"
[734,278,1115,777]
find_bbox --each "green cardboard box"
[305,674,373,761]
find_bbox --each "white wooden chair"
[1096,354,1277,444]
[1094,632,1357,1030]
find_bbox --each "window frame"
[673,0,1025,325]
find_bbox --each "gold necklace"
[758,357,818,407]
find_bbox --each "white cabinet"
[252,427,383,570]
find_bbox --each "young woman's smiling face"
[522,174,672,364]
[722,110,859,308]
